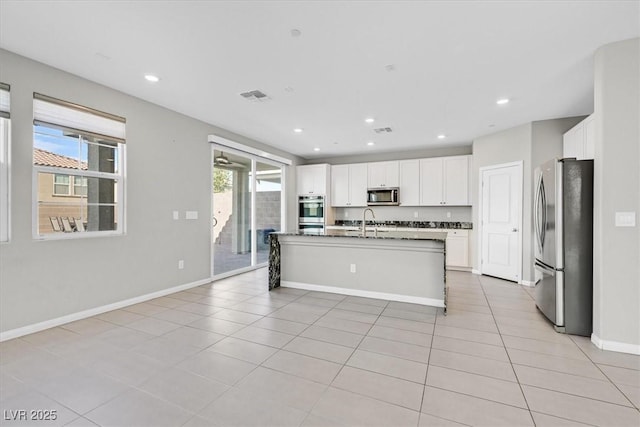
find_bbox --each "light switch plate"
[615,211,636,227]
[185,211,198,220]
[173,211,179,220]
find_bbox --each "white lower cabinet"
[444,230,470,269]
[395,228,470,270]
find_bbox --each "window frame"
[0,83,10,243]
[0,116,10,243]
[32,95,126,240]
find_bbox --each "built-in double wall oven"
[298,195,325,233]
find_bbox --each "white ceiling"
[1,1,638,159]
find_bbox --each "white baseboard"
[0,277,213,342]
[519,280,536,287]
[472,269,481,275]
[281,281,445,308]
[591,333,640,355]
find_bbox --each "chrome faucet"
[362,208,376,237]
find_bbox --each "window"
[0,83,10,242]
[53,174,88,196]
[33,93,126,237]
[53,174,70,195]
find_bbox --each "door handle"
[213,217,218,227]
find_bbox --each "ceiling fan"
[214,152,245,168]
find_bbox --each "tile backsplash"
[333,206,472,223]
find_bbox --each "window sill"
[34,230,124,241]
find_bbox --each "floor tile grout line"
[477,274,537,426]
[306,299,393,414]
[519,383,638,410]
[418,306,438,416]
[568,336,640,410]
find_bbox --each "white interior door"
[480,162,522,282]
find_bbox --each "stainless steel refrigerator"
[534,158,593,336]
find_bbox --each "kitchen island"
[269,229,448,310]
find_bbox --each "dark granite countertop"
[334,220,472,229]
[273,229,447,242]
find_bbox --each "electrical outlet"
[413,211,418,218]
[350,263,356,273]
[173,211,179,220]
[178,260,184,269]
[447,211,451,218]
[345,211,349,218]
[615,212,636,227]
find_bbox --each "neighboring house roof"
[34,148,87,170]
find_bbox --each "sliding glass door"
[212,148,284,278]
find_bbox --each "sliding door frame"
[210,142,287,280]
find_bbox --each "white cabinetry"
[419,156,470,206]
[394,227,470,270]
[563,115,595,160]
[399,159,420,206]
[296,164,330,196]
[368,161,399,188]
[444,229,470,269]
[331,163,368,207]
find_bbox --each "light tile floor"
[1,269,639,426]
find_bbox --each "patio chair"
[60,217,74,232]
[49,217,62,232]
[75,218,85,232]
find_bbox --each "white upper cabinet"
[563,114,594,160]
[330,163,367,207]
[399,159,420,206]
[419,158,444,205]
[367,161,399,188]
[296,164,330,196]
[443,156,470,205]
[420,155,470,206]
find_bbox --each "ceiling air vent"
[374,127,393,134]
[240,90,270,102]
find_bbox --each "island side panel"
[279,236,445,305]
[268,233,281,290]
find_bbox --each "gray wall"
[592,38,640,349]
[471,117,583,282]
[0,49,301,333]
[472,123,533,280]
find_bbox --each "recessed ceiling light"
[437,134,446,139]
[367,141,375,146]
[365,118,375,124]
[293,128,303,133]
[496,98,510,105]
[313,147,320,152]
[144,74,160,83]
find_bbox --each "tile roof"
[34,148,87,170]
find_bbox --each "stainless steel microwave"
[367,188,399,206]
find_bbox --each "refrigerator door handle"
[534,173,544,252]
[535,259,556,276]
[540,176,547,248]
